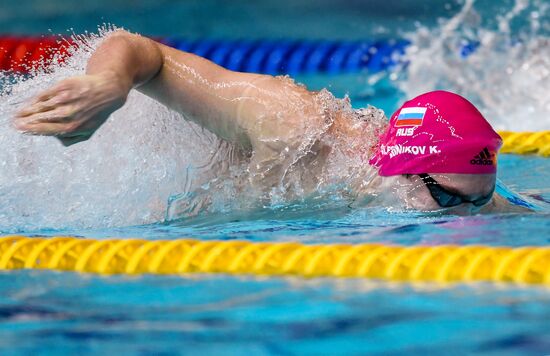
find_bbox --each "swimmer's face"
[399,173,496,211]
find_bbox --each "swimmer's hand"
[13,71,129,146]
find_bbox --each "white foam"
[0,28,233,231]
[0,28,386,231]
[396,0,550,131]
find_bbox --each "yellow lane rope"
[2,236,550,285]
[498,131,550,156]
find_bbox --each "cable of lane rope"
[2,236,550,286]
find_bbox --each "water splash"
[0,27,386,231]
[0,27,240,232]
[396,0,550,131]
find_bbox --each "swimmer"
[12,30,518,213]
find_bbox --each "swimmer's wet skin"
[12,30,516,213]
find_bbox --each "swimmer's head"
[369,90,502,209]
[369,90,502,176]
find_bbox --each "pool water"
[1,0,550,354]
[2,272,550,355]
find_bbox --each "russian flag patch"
[395,107,427,127]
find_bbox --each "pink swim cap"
[369,91,502,176]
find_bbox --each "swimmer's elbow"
[95,30,164,88]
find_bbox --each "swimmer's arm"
[15,30,325,149]
[13,30,163,146]
[137,36,326,151]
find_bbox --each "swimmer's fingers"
[33,78,80,102]
[15,80,78,117]
[34,82,68,102]
[13,105,87,137]
[15,121,73,136]
[16,98,63,118]
[14,107,78,130]
[16,118,93,147]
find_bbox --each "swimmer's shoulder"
[479,194,533,213]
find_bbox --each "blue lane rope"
[0,36,482,74]
[159,38,410,74]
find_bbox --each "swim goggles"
[418,173,494,208]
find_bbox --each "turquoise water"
[1,0,550,354]
[2,272,550,355]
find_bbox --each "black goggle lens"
[418,174,494,208]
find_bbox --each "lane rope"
[499,131,550,156]
[1,236,550,285]
[0,36,407,74]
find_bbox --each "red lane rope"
[0,36,74,73]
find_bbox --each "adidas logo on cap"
[470,147,495,166]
